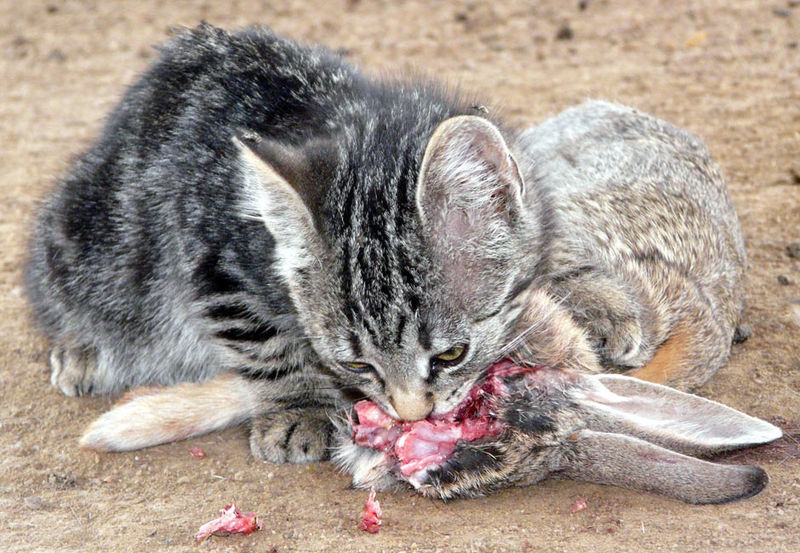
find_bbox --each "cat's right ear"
[233,132,329,282]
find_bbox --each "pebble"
[778,275,791,285]
[787,242,800,258]
[556,22,574,41]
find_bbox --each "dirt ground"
[1,1,799,551]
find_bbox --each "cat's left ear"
[415,116,526,305]
[416,116,525,232]
[233,132,330,283]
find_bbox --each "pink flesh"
[195,503,262,541]
[359,487,382,533]
[352,359,539,478]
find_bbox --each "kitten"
[26,23,544,463]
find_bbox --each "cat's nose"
[389,388,433,421]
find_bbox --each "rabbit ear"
[570,374,782,457]
[561,429,769,504]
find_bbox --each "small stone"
[733,325,752,344]
[46,49,66,63]
[556,22,574,40]
[787,242,800,258]
[778,275,791,285]
[47,471,77,489]
[773,8,791,17]
[685,31,707,47]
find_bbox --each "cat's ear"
[416,115,524,233]
[234,132,331,281]
[415,116,526,307]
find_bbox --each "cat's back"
[24,25,361,364]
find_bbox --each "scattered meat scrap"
[569,496,588,514]
[359,487,382,534]
[188,446,206,459]
[352,359,540,480]
[195,502,262,541]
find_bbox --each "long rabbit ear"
[570,374,782,457]
[561,430,769,504]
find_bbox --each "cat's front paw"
[49,345,98,397]
[249,408,334,463]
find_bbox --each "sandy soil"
[1,1,799,552]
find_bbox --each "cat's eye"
[431,344,469,368]
[341,361,374,374]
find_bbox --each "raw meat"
[195,502,262,541]
[352,359,538,479]
[359,487,382,533]
[569,496,587,513]
[188,446,206,459]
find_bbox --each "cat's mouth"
[351,359,541,480]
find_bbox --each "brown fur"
[628,322,691,385]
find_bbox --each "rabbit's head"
[338,367,782,504]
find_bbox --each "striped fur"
[26,24,543,461]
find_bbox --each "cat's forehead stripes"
[328,107,446,353]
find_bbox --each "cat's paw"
[49,345,98,397]
[249,409,334,463]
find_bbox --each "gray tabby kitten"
[26,24,779,502]
[27,23,540,461]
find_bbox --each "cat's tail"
[79,373,261,451]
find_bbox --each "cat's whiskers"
[498,291,572,360]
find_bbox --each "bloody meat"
[359,487,382,533]
[352,360,537,479]
[195,502,262,541]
